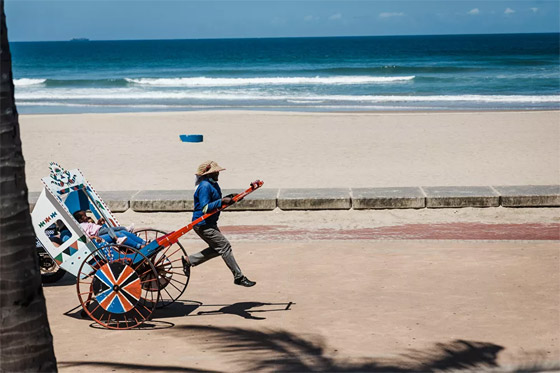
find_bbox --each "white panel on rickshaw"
[31,189,97,277]
[32,163,121,277]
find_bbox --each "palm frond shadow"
[171,325,554,372]
[57,360,216,372]
[175,325,333,372]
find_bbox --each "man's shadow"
[193,301,294,320]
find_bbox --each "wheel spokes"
[76,244,160,329]
[132,229,191,309]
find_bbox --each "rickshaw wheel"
[76,244,160,330]
[133,228,190,309]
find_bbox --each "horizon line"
[9,31,559,43]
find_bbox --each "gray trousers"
[188,224,243,280]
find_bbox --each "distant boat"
[70,38,90,42]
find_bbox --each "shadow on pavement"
[156,300,293,320]
[57,325,560,372]
[41,272,75,287]
[88,320,175,330]
[167,325,559,372]
[57,361,217,372]
[63,300,293,323]
[153,300,203,318]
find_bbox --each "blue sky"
[5,0,560,41]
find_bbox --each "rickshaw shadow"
[89,320,176,330]
[62,300,202,322]
[64,304,178,330]
[154,300,203,318]
[157,300,294,321]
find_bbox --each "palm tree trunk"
[0,1,58,371]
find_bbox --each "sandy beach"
[19,110,560,192]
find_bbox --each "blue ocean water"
[10,33,560,113]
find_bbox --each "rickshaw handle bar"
[156,180,264,247]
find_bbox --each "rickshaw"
[31,163,262,329]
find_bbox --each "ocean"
[10,33,560,113]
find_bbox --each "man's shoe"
[234,276,256,287]
[181,256,191,277]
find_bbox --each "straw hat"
[195,160,225,176]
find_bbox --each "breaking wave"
[14,78,47,86]
[15,90,560,103]
[125,76,415,86]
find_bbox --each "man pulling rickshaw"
[32,162,263,329]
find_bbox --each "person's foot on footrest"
[181,256,191,277]
[234,276,256,287]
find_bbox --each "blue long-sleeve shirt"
[192,179,222,227]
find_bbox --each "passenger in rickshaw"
[72,210,146,249]
[55,220,72,243]
[41,221,65,246]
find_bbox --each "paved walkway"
[218,222,560,240]
[45,239,559,372]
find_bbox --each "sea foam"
[14,89,560,103]
[125,76,415,87]
[14,78,46,86]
